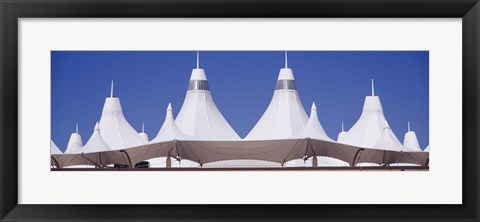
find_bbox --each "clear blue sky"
[51,51,429,152]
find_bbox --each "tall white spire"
[176,56,240,140]
[100,81,145,149]
[196,51,200,69]
[245,53,308,140]
[152,103,192,143]
[138,122,149,143]
[65,123,83,154]
[371,79,375,96]
[337,121,348,142]
[403,121,422,151]
[338,79,393,148]
[291,102,332,141]
[110,80,114,98]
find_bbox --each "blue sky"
[51,51,429,151]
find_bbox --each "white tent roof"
[337,122,348,142]
[151,103,192,143]
[77,122,111,153]
[138,123,149,142]
[245,52,308,140]
[65,124,83,154]
[374,123,415,152]
[291,102,333,141]
[98,81,146,150]
[50,140,63,154]
[174,53,240,141]
[424,145,430,152]
[338,80,395,148]
[403,122,422,151]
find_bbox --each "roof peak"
[311,102,317,111]
[190,68,207,80]
[167,102,172,111]
[110,80,114,98]
[278,68,294,80]
[196,51,200,69]
[371,79,375,96]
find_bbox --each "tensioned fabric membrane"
[51,138,429,168]
[52,52,429,168]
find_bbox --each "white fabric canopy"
[52,138,429,168]
[374,125,416,152]
[50,140,63,154]
[151,103,192,143]
[76,122,111,154]
[65,132,83,154]
[98,96,146,150]
[245,68,308,140]
[291,102,333,141]
[138,123,149,142]
[175,68,240,140]
[338,95,388,148]
[403,123,422,151]
[338,81,405,151]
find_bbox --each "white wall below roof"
[146,157,200,168]
[20,18,460,204]
[205,160,281,168]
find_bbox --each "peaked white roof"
[374,123,414,152]
[337,122,348,142]
[245,52,308,140]
[151,103,192,143]
[403,122,422,151]
[50,140,63,154]
[338,80,395,148]
[174,53,240,141]
[138,123,149,142]
[424,145,430,152]
[77,122,111,153]
[98,81,147,150]
[291,102,333,141]
[65,124,83,154]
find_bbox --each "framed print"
[1,0,479,221]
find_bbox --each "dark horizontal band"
[188,80,210,91]
[275,79,297,90]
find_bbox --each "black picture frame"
[1,0,479,221]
